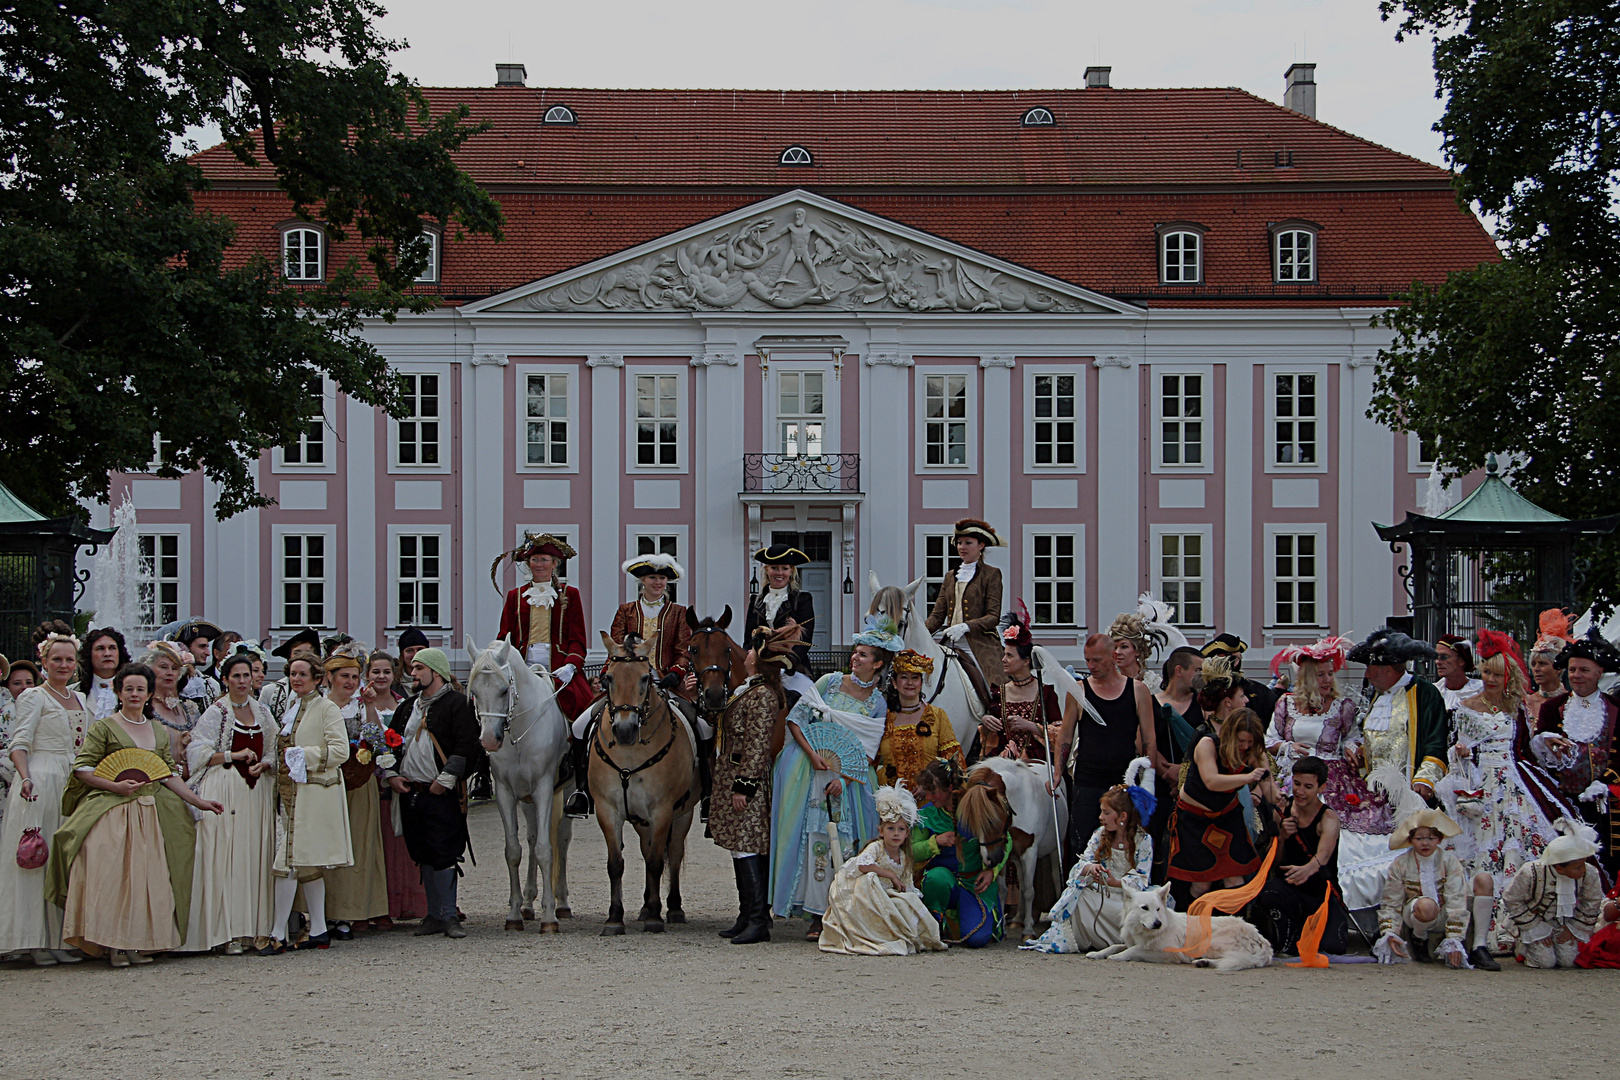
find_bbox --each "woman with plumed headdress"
[985,605,1072,765]
[924,518,1006,685]
[768,614,901,940]
[1266,636,1384,825]
[1525,609,1575,719]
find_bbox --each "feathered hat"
[1555,627,1620,673]
[622,552,685,580]
[1542,816,1601,864]
[1116,757,1158,823]
[851,613,904,653]
[953,518,1004,548]
[1530,609,1576,661]
[1271,635,1354,677]
[1192,654,1238,697]
[1474,628,1528,681]
[874,783,921,827]
[1348,628,1437,668]
[323,638,370,673]
[1389,807,1462,849]
[489,532,575,596]
[999,601,1033,652]
[892,649,935,677]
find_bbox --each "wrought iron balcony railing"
[742,453,861,495]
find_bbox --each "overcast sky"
[371,0,1449,167]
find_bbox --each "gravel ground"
[2,801,1616,1080]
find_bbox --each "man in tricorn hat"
[173,618,223,705]
[1347,628,1450,804]
[1531,628,1620,879]
[496,533,592,816]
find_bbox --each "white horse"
[973,756,1068,940]
[466,636,573,932]
[867,571,987,741]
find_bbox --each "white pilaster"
[1345,351,1394,637]
[1224,361,1255,641]
[589,354,623,651]
[692,337,744,619]
[980,355,1015,589]
[345,394,377,642]
[466,351,508,653]
[862,336,910,590]
[1093,354,1139,624]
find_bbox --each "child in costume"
[911,759,1012,948]
[818,784,947,955]
[1575,880,1620,969]
[1374,808,1473,968]
[1023,758,1154,954]
[1502,818,1605,969]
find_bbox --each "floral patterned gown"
[1268,695,1387,832]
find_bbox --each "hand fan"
[93,747,172,785]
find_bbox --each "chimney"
[1284,63,1316,118]
[1084,66,1111,89]
[495,63,527,88]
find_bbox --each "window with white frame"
[633,534,680,603]
[395,533,441,626]
[1275,229,1315,282]
[282,226,323,282]
[924,373,968,467]
[1030,533,1078,627]
[1158,532,1207,627]
[136,533,180,629]
[396,373,440,466]
[543,104,576,125]
[280,533,327,627]
[1161,373,1205,466]
[1273,373,1319,465]
[921,532,961,609]
[1417,433,1439,466]
[777,371,825,458]
[149,433,174,472]
[1030,373,1078,467]
[1161,231,1202,284]
[280,416,325,466]
[634,373,680,467]
[405,229,439,284]
[525,373,570,466]
[1273,532,1320,626]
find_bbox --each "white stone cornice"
[1094,355,1134,369]
[471,352,509,367]
[864,348,910,367]
[1348,354,1380,369]
[691,349,739,368]
[979,355,1017,369]
[586,353,624,369]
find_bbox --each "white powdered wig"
[875,782,921,827]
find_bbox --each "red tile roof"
[190,86,1499,306]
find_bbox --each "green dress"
[45,718,198,941]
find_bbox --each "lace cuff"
[1372,931,1406,965]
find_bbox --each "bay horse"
[686,605,789,761]
[591,631,699,934]
[466,636,573,932]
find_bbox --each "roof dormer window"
[779,145,813,166]
[1021,107,1055,126]
[543,104,577,125]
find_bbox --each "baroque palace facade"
[100,65,1498,667]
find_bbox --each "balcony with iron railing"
[741,453,861,499]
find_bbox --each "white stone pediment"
[468,190,1140,316]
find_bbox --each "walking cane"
[1030,647,1066,868]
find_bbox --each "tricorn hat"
[1389,807,1462,849]
[173,619,221,647]
[953,518,1003,548]
[271,627,321,661]
[1555,627,1620,673]
[753,543,810,567]
[623,552,685,580]
[1348,628,1437,669]
[1201,633,1249,657]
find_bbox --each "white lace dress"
[1023,827,1152,954]
[818,840,947,956]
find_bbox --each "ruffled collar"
[761,587,789,624]
[954,560,979,583]
[524,580,558,609]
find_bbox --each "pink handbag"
[15,827,47,869]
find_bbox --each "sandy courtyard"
[2,801,1615,1080]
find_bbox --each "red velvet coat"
[498,583,592,719]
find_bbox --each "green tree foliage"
[0,0,503,517]
[1372,0,1620,615]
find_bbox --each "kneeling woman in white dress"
[819,785,947,955]
[1024,758,1155,954]
[183,653,278,953]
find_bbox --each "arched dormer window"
[1270,221,1320,283]
[1021,107,1055,126]
[543,104,577,125]
[1156,222,1207,285]
[779,145,813,166]
[404,227,439,284]
[281,224,324,282]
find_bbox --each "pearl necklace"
[118,709,150,726]
[849,671,878,690]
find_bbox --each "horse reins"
[594,653,681,826]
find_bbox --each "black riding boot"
[697,735,714,824]
[730,855,771,945]
[563,734,593,819]
[718,858,748,938]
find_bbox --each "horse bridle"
[474,655,526,747]
[598,654,665,737]
[594,653,682,827]
[689,624,734,717]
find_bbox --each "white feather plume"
[1368,763,1427,821]
[1555,815,1600,847]
[875,782,920,827]
[1136,591,1190,657]
[1122,756,1154,791]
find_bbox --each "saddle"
[940,642,994,714]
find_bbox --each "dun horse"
[590,631,699,934]
[466,637,573,932]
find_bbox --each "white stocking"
[1471,894,1494,950]
[272,876,299,941]
[303,877,328,937]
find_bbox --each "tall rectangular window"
[924,374,968,466]
[1275,230,1315,282]
[397,373,440,466]
[1030,533,1077,627]
[283,227,323,281]
[1161,231,1201,284]
[524,373,569,466]
[1274,533,1319,626]
[1031,374,1077,466]
[396,534,441,626]
[922,533,961,608]
[634,534,680,603]
[777,371,825,458]
[1274,373,1318,465]
[281,534,326,627]
[1159,533,1205,627]
[635,374,680,466]
[137,534,180,628]
[409,230,438,283]
[1161,373,1204,466]
[281,416,325,466]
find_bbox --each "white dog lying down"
[1086,882,1273,972]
